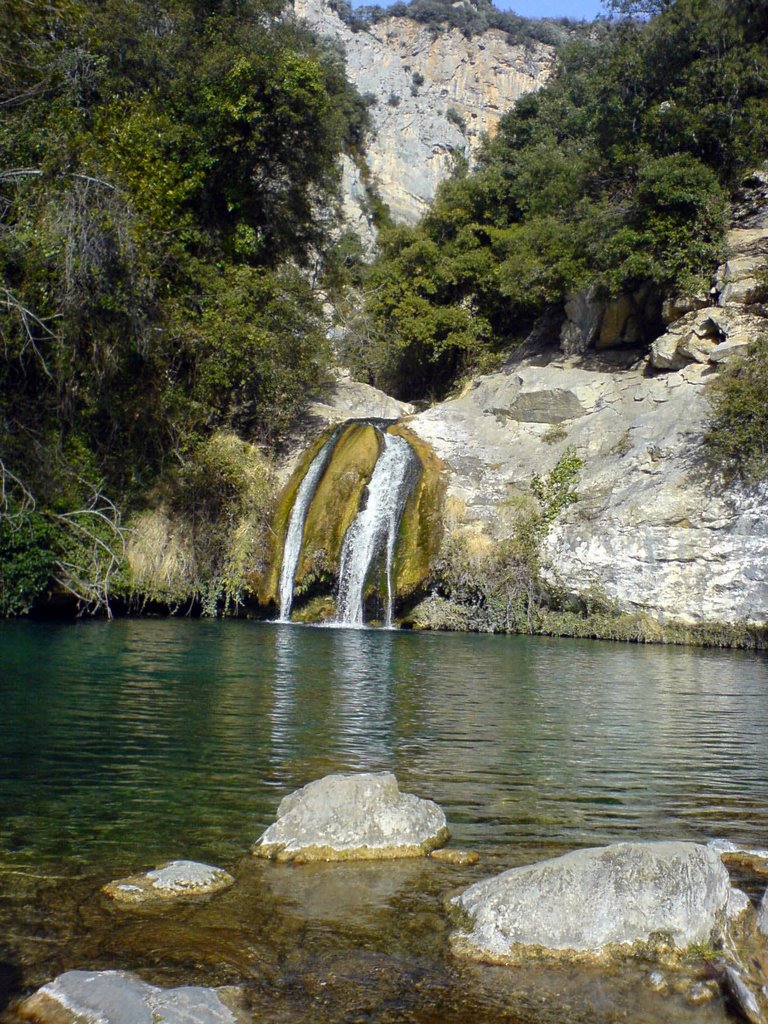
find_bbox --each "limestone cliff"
[294,0,553,231]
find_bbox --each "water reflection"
[0,620,767,870]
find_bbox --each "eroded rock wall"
[294,0,553,227]
[407,357,768,625]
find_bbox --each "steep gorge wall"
[294,0,553,231]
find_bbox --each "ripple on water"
[1,620,767,1023]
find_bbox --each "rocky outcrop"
[253,771,449,861]
[102,860,234,906]
[407,357,768,624]
[718,166,768,307]
[307,370,414,427]
[294,0,553,226]
[451,841,732,964]
[19,970,246,1024]
[649,306,764,369]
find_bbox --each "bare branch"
[0,286,59,378]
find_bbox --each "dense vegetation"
[339,0,768,400]
[0,0,367,614]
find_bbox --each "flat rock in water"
[451,841,731,964]
[708,838,768,877]
[102,860,234,905]
[18,970,245,1024]
[430,848,480,866]
[253,771,448,862]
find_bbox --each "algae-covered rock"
[18,970,246,1024]
[451,841,731,964]
[254,771,448,862]
[102,860,234,906]
[257,427,337,606]
[297,423,382,585]
[388,423,445,603]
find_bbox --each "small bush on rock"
[705,337,768,482]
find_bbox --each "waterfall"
[336,431,419,627]
[277,430,339,622]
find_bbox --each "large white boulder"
[253,771,448,862]
[451,841,732,964]
[18,970,245,1024]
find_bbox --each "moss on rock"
[255,428,337,607]
[296,423,382,589]
[388,423,445,605]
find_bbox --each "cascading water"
[336,431,419,627]
[277,430,340,621]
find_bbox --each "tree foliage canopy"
[0,0,365,613]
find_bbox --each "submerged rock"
[430,848,480,866]
[253,771,448,862]
[722,964,765,1024]
[451,841,732,965]
[102,860,234,906]
[18,969,246,1024]
[709,838,768,877]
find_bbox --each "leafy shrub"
[705,338,768,482]
[445,106,467,132]
[0,512,57,617]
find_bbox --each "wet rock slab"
[102,860,234,906]
[451,841,732,964]
[18,969,247,1024]
[253,771,449,862]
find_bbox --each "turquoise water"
[2,620,768,1024]
[2,618,767,869]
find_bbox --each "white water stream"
[335,431,418,627]
[277,431,339,621]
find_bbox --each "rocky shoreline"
[8,773,768,1024]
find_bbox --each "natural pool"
[1,619,767,1022]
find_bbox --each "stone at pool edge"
[253,771,449,862]
[102,860,234,905]
[451,841,733,965]
[18,969,247,1024]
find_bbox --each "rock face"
[19,970,244,1024]
[294,0,553,227]
[407,357,768,624]
[451,842,732,964]
[102,860,234,906]
[254,771,449,861]
[307,370,415,427]
[650,306,765,370]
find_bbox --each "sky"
[497,0,605,16]
[350,0,608,19]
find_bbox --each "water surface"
[1,620,767,1023]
